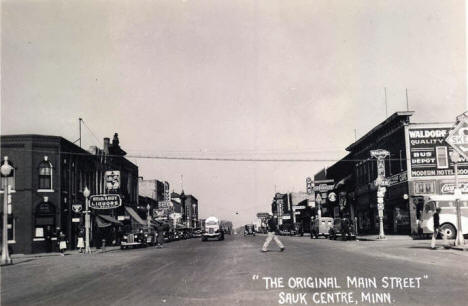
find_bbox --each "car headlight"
[123,235,127,239]
[145,234,148,237]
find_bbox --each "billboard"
[406,124,468,178]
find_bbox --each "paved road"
[2,234,468,306]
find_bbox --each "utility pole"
[384,87,388,118]
[79,118,82,148]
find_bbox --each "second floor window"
[39,157,53,190]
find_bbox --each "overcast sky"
[1,0,466,226]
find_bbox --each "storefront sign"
[313,183,334,192]
[306,177,313,194]
[163,181,170,201]
[158,201,171,209]
[256,212,270,218]
[72,218,81,223]
[407,125,468,178]
[89,194,122,209]
[292,205,305,210]
[328,192,337,202]
[388,171,408,186]
[282,215,291,220]
[105,170,120,190]
[446,117,468,160]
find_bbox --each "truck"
[201,216,224,241]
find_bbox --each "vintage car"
[121,227,156,249]
[192,228,202,238]
[328,218,356,240]
[310,217,334,239]
[244,224,256,236]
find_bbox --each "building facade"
[0,133,138,254]
[312,111,468,236]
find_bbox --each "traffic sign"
[315,193,322,204]
[446,117,468,160]
[72,204,82,213]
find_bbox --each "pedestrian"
[156,222,166,248]
[58,231,67,255]
[77,228,85,253]
[262,215,285,252]
[431,207,447,249]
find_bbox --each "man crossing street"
[262,215,285,252]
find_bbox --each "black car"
[328,218,356,240]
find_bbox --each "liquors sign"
[89,194,122,209]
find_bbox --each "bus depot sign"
[89,194,122,209]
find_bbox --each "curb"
[11,246,121,260]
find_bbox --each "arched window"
[38,156,53,191]
[0,157,16,192]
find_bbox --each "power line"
[2,147,420,163]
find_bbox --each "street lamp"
[1,157,13,265]
[146,204,151,227]
[83,186,91,254]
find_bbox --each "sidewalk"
[11,245,121,260]
[356,234,414,241]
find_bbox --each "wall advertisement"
[406,124,468,179]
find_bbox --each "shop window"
[38,157,53,191]
[414,181,435,194]
[436,146,448,169]
[0,158,16,192]
[34,202,56,240]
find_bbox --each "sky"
[1,0,467,226]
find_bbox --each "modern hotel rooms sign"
[407,125,468,178]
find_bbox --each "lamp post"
[146,204,151,227]
[370,149,390,240]
[450,151,465,246]
[83,186,91,254]
[1,157,13,265]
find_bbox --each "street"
[2,234,468,306]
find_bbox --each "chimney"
[103,137,110,155]
[112,133,120,146]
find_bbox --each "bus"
[420,194,468,239]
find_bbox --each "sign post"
[446,113,468,247]
[371,149,390,240]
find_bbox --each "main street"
[2,235,468,306]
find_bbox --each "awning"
[125,206,147,226]
[96,216,112,228]
[334,174,353,189]
[97,214,123,226]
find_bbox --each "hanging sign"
[89,194,122,209]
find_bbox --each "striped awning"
[125,206,147,226]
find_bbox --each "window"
[38,157,53,191]
[436,146,449,169]
[0,157,15,192]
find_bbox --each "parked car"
[121,229,146,249]
[193,228,202,238]
[328,218,356,240]
[310,217,334,239]
[244,224,256,236]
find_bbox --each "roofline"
[346,111,414,151]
